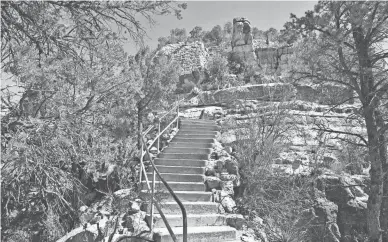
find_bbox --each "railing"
[139,96,193,242]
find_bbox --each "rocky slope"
[179,85,369,242]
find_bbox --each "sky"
[124,1,317,54]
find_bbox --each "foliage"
[131,47,180,144]
[170,28,187,43]
[203,25,223,45]
[334,138,368,175]
[264,27,279,44]
[189,26,204,41]
[205,53,229,87]
[1,1,186,241]
[252,27,264,40]
[1,1,187,67]
[230,104,314,241]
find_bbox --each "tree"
[203,25,223,45]
[279,22,299,45]
[170,28,187,43]
[264,27,279,45]
[224,21,233,36]
[1,1,187,68]
[189,26,203,41]
[289,2,388,241]
[131,47,180,146]
[1,39,141,241]
[205,53,229,88]
[157,36,170,49]
[252,27,264,40]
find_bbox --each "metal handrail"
[138,93,197,242]
[141,135,187,242]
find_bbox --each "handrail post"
[157,120,160,154]
[139,123,143,185]
[176,102,179,129]
[150,168,155,231]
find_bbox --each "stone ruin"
[153,41,209,93]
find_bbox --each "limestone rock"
[314,173,368,241]
[295,198,341,242]
[221,180,234,196]
[224,146,233,154]
[113,189,137,213]
[205,176,221,190]
[220,191,237,213]
[198,84,297,105]
[225,158,239,175]
[226,214,247,230]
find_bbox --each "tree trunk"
[353,27,384,242]
[377,111,388,241]
[365,108,384,242]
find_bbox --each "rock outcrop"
[184,84,296,107]
[314,173,369,242]
[231,17,257,65]
[295,83,354,105]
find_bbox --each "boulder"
[205,176,221,190]
[295,197,341,242]
[221,180,235,196]
[57,217,109,242]
[220,191,237,213]
[314,174,368,241]
[226,214,247,230]
[112,189,137,213]
[225,158,239,175]
[205,166,216,176]
[224,146,233,154]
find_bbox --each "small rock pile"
[204,139,240,214]
[57,189,151,242]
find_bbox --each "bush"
[205,53,229,87]
[227,103,315,241]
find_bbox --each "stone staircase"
[141,119,237,242]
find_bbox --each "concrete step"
[141,191,212,202]
[154,158,206,167]
[146,173,204,182]
[153,165,205,174]
[171,137,215,144]
[180,119,216,124]
[174,133,216,139]
[153,226,236,242]
[141,181,205,191]
[179,125,220,131]
[180,120,217,126]
[178,130,218,136]
[162,147,212,154]
[167,142,214,149]
[144,202,218,215]
[158,153,210,160]
[149,214,227,228]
